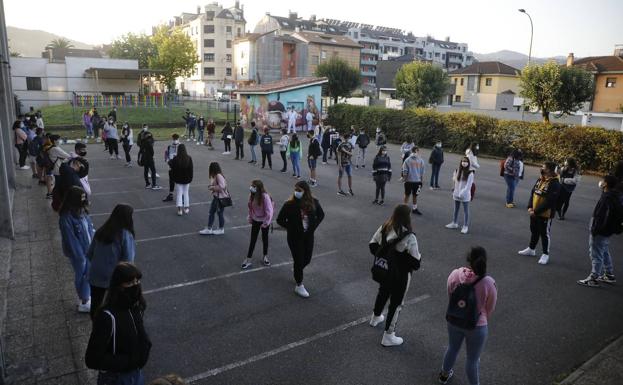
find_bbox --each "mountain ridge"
[7,26,94,57]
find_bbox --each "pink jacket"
[447,267,497,327]
[247,193,273,227]
[210,174,228,198]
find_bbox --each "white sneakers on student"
[381,331,403,347]
[369,314,385,327]
[445,222,459,229]
[518,247,536,256]
[294,285,310,298]
[460,226,469,234]
[77,299,91,313]
[199,227,213,235]
[212,228,224,235]
[538,254,550,265]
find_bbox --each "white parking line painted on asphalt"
[90,201,211,217]
[135,224,252,244]
[89,175,159,182]
[184,294,431,382]
[143,249,338,295]
[92,183,211,196]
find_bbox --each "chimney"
[235,0,240,9]
[566,52,574,67]
[310,14,316,22]
[289,11,298,20]
[615,44,623,58]
[197,5,201,14]
[445,36,450,42]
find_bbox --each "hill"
[7,26,94,57]
[473,50,567,69]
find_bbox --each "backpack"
[499,159,506,177]
[371,230,411,284]
[358,134,370,148]
[28,137,43,156]
[137,149,144,167]
[446,275,485,330]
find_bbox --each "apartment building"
[172,2,246,97]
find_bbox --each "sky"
[4,0,622,57]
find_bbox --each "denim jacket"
[87,229,136,288]
[59,212,94,260]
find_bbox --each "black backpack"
[371,230,411,284]
[446,275,485,330]
[28,137,43,156]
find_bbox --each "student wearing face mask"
[556,158,581,220]
[162,134,181,203]
[372,146,392,205]
[85,262,151,385]
[429,141,444,190]
[241,180,274,269]
[120,122,133,167]
[401,147,425,215]
[577,175,623,287]
[104,118,120,160]
[58,186,94,313]
[518,161,561,265]
[276,181,325,298]
[465,142,480,172]
[445,157,475,234]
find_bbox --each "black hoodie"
[591,190,623,236]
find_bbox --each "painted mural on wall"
[239,86,322,130]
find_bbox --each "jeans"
[208,197,225,229]
[197,129,204,143]
[375,181,386,200]
[590,234,613,277]
[290,152,301,176]
[85,123,93,137]
[453,200,470,226]
[529,216,552,254]
[16,143,27,167]
[322,146,329,163]
[247,220,269,258]
[442,323,488,385]
[557,188,573,217]
[97,368,144,385]
[356,147,366,166]
[122,143,132,163]
[175,183,190,208]
[235,141,244,158]
[504,175,518,204]
[430,163,441,187]
[280,151,287,171]
[250,145,257,162]
[67,253,90,301]
[143,159,156,186]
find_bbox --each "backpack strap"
[471,275,486,287]
[103,310,116,355]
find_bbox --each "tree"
[109,33,156,69]
[10,51,21,57]
[46,38,74,50]
[520,61,593,123]
[315,57,361,104]
[149,26,199,91]
[394,62,449,107]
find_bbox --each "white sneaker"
[77,300,91,313]
[518,247,536,256]
[196,142,201,145]
[460,226,469,234]
[381,331,403,347]
[294,284,310,298]
[177,208,183,216]
[19,165,31,170]
[155,173,160,178]
[222,151,228,155]
[212,228,224,235]
[369,314,385,327]
[109,155,115,160]
[538,254,550,265]
[183,207,190,214]
[199,227,213,235]
[445,222,459,229]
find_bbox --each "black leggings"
[288,233,314,285]
[262,151,272,168]
[168,169,175,193]
[373,273,410,332]
[280,151,287,171]
[322,146,329,163]
[375,181,386,200]
[235,142,244,158]
[107,138,119,156]
[143,159,156,186]
[122,143,132,162]
[247,220,269,259]
[16,143,27,167]
[556,189,573,216]
[529,216,552,254]
[224,139,231,152]
[89,285,107,320]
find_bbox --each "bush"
[326,104,623,173]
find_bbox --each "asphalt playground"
[83,135,623,385]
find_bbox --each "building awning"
[84,68,166,80]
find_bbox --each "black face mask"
[77,151,87,157]
[540,169,546,176]
[117,285,141,308]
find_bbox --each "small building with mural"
[238,77,328,130]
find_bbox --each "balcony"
[361,47,379,55]
[361,69,377,77]
[361,58,377,66]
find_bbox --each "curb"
[558,334,623,384]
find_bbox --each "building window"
[353,32,358,39]
[226,26,232,33]
[467,76,475,91]
[454,78,458,84]
[204,39,214,48]
[321,50,327,59]
[455,95,461,102]
[241,67,246,76]
[206,11,215,20]
[435,52,440,57]
[485,78,492,86]
[442,54,446,60]
[226,40,232,48]
[237,28,241,37]
[606,77,616,88]
[204,24,214,34]
[312,55,319,64]
[226,68,232,76]
[204,53,214,62]
[226,54,232,62]
[26,77,42,91]
[460,78,464,86]
[204,67,215,76]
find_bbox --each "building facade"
[290,31,361,75]
[449,61,521,110]
[569,48,623,113]
[173,2,246,97]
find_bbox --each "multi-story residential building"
[449,61,521,110]
[289,31,361,75]
[568,48,623,113]
[253,12,345,35]
[171,2,246,97]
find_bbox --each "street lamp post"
[518,8,533,121]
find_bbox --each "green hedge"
[326,104,623,173]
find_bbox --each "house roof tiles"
[449,61,520,76]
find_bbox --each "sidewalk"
[558,334,623,385]
[0,171,95,384]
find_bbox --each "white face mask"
[250,186,257,194]
[436,143,442,147]
[294,191,303,199]
[173,140,179,145]
[461,162,469,167]
[143,127,148,131]
[382,151,387,156]
[109,120,113,124]
[598,181,605,189]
